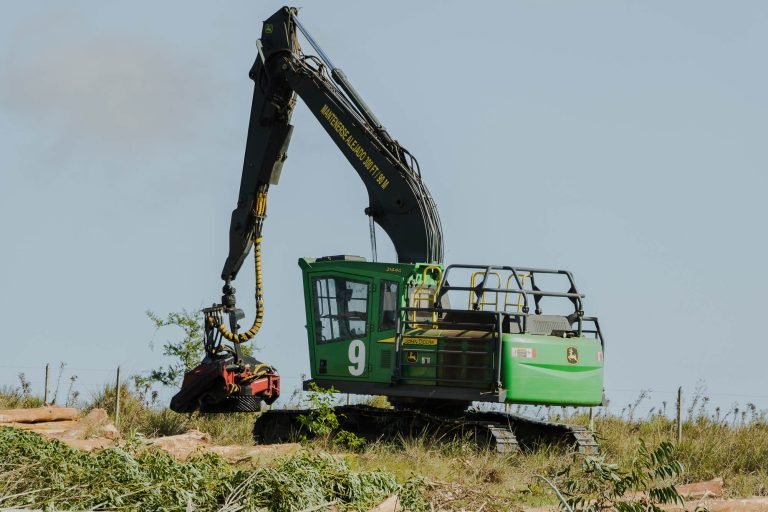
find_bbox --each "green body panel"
[299,257,604,407]
[500,334,603,406]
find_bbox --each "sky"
[1,1,766,414]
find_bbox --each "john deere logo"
[566,346,579,364]
[264,24,273,34]
[406,351,417,363]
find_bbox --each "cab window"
[312,276,369,344]
[379,280,399,331]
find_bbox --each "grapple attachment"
[170,302,279,414]
[170,354,280,413]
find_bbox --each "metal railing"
[439,264,585,317]
[393,307,504,391]
[388,264,605,388]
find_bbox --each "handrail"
[503,272,529,313]
[438,264,585,317]
[469,271,501,310]
[410,264,444,325]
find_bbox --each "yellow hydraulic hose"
[208,186,269,344]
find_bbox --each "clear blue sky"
[1,1,766,413]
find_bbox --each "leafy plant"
[334,429,367,451]
[558,440,685,512]
[298,382,341,438]
[0,426,425,511]
[298,382,366,451]
[140,309,252,387]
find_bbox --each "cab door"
[309,273,372,380]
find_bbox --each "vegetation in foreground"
[3,380,768,511]
[2,309,766,510]
[0,426,425,512]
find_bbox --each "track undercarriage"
[253,404,598,454]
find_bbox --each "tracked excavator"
[170,6,605,452]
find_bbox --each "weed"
[49,362,66,405]
[0,381,42,409]
[558,441,684,512]
[298,382,366,451]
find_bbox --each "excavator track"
[253,405,597,454]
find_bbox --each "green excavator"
[170,6,605,452]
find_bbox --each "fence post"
[588,407,595,431]
[676,386,683,444]
[114,366,121,428]
[43,363,50,405]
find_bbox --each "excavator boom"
[172,6,443,414]
[223,6,442,286]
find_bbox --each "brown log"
[525,495,768,512]
[145,429,211,459]
[0,406,79,424]
[60,409,119,440]
[676,478,724,499]
[208,443,301,462]
[146,430,301,461]
[661,497,768,512]
[367,495,400,512]
[1,420,80,432]
[622,478,725,501]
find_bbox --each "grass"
[344,413,768,509]
[0,384,44,409]
[595,414,768,497]
[85,382,258,444]
[350,436,571,510]
[3,382,768,510]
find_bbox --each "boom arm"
[222,6,443,288]
[173,6,442,413]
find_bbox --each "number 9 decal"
[348,339,366,376]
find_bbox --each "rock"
[60,408,119,440]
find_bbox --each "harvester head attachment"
[170,353,280,414]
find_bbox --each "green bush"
[559,441,684,512]
[297,382,366,451]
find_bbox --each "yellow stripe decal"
[376,337,438,346]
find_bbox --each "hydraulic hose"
[208,186,269,344]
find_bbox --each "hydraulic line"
[208,185,269,344]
